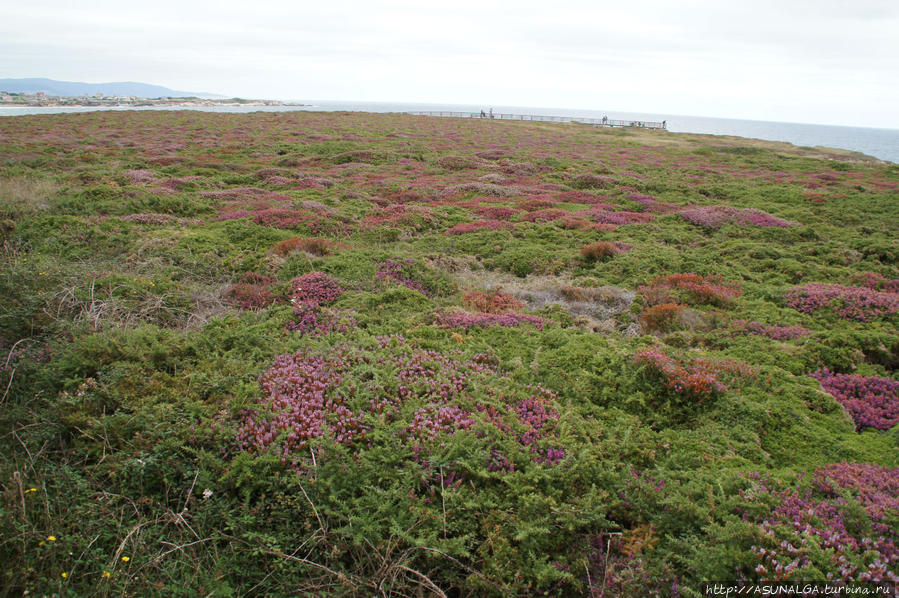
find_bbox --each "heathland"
[0,111,897,596]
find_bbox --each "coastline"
[1,99,307,109]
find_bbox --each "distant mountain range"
[0,78,225,99]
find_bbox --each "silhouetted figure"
[480,110,486,118]
[602,115,608,124]
[489,108,494,119]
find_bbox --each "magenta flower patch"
[680,205,798,229]
[749,463,899,584]
[810,369,899,431]
[784,283,899,322]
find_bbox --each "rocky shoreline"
[2,97,305,108]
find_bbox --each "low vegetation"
[0,110,897,596]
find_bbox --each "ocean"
[1,101,897,164]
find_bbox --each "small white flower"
[202,488,213,500]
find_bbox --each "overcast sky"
[3,0,898,128]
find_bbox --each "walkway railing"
[407,111,666,129]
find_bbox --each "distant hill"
[0,78,225,99]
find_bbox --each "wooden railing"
[407,111,666,129]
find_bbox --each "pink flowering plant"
[462,290,525,314]
[234,336,569,475]
[784,283,899,322]
[286,271,356,336]
[810,369,899,431]
[224,272,280,311]
[639,273,742,307]
[744,463,899,584]
[445,219,513,234]
[290,271,341,305]
[849,272,899,293]
[375,258,453,297]
[626,193,680,214]
[514,387,566,466]
[680,205,799,230]
[634,348,755,407]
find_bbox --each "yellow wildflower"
[103,570,111,578]
[61,572,67,579]
[121,556,130,562]
[47,536,56,542]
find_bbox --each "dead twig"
[399,546,503,593]
[221,531,364,591]
[393,564,447,598]
[298,479,326,536]
[1,337,30,405]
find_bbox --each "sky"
[3,0,898,128]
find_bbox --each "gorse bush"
[438,311,548,330]
[572,173,616,189]
[362,204,438,232]
[736,320,812,340]
[627,193,680,214]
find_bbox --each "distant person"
[602,115,608,124]
[662,120,667,128]
[489,108,494,119]
[480,110,486,118]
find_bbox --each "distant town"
[0,91,302,108]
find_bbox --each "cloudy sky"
[3,0,897,128]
